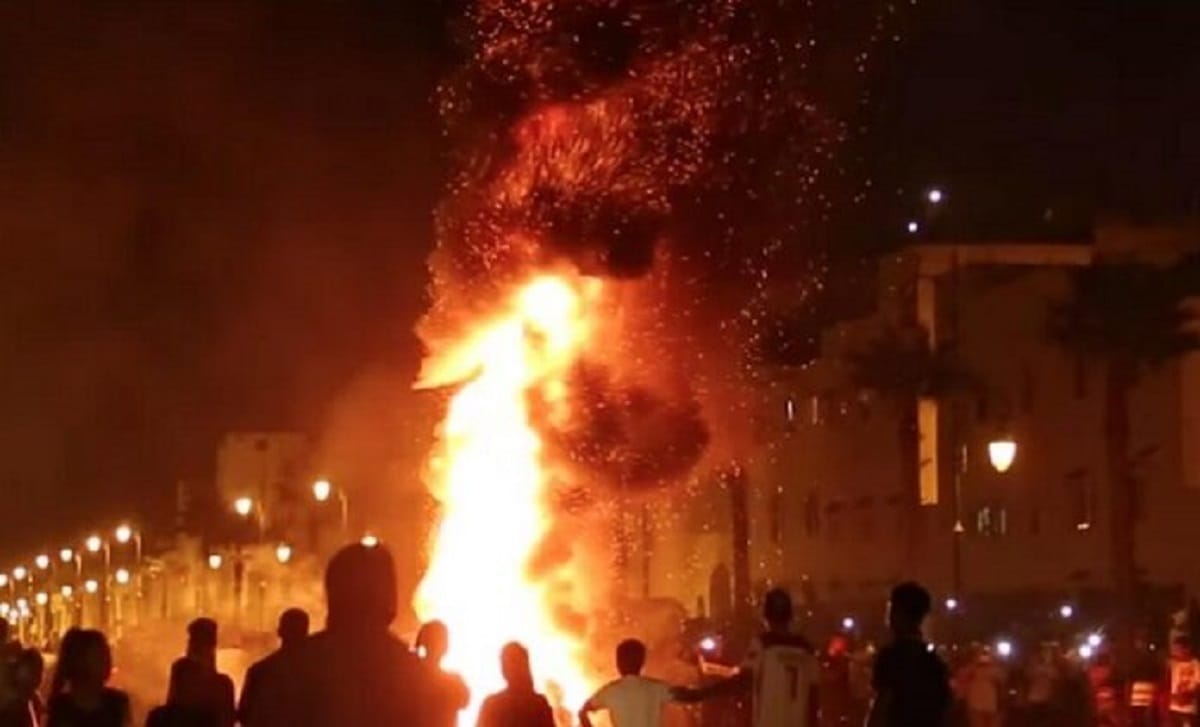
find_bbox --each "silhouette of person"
[0,648,45,727]
[580,638,684,727]
[45,629,131,727]
[476,642,555,727]
[417,620,469,727]
[272,543,429,727]
[163,618,235,727]
[676,589,820,727]
[237,609,310,727]
[866,582,950,727]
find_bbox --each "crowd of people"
[0,541,1194,727]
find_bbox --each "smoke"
[422,0,896,484]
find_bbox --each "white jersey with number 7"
[741,632,819,727]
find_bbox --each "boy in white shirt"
[579,639,682,727]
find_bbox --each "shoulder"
[760,631,815,652]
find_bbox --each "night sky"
[0,1,1196,554]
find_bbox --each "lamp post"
[312,479,350,535]
[114,524,143,624]
[952,436,1018,597]
[85,535,111,630]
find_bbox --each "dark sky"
[0,0,1196,553]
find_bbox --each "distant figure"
[820,634,857,727]
[579,638,681,727]
[416,620,469,727]
[0,648,45,727]
[45,629,131,727]
[1167,637,1200,727]
[866,582,951,727]
[163,618,235,727]
[476,642,555,727]
[237,609,310,727]
[962,648,1003,727]
[677,588,820,727]
[273,543,429,726]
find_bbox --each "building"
[638,222,1200,625]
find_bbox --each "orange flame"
[416,274,601,725]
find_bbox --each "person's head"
[417,620,450,665]
[1172,637,1192,660]
[13,648,44,697]
[500,642,534,691]
[325,543,398,631]
[887,581,932,636]
[762,588,793,630]
[187,617,218,661]
[615,639,647,676]
[277,608,310,648]
[57,630,112,692]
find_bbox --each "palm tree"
[1050,260,1200,662]
[846,324,977,572]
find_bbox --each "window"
[769,485,784,545]
[1067,469,1093,532]
[804,494,821,537]
[975,505,1008,537]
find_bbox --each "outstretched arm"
[577,699,597,727]
[673,669,753,702]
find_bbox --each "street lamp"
[988,438,1017,473]
[84,579,99,595]
[0,575,7,589]
[275,544,293,565]
[313,479,350,534]
[927,187,944,204]
[115,525,132,544]
[34,592,48,607]
[234,497,254,517]
[207,554,223,570]
[85,535,103,554]
[60,585,73,599]
[60,548,74,563]
[34,555,49,571]
[115,568,131,586]
[12,567,27,582]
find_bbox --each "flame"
[416,274,600,726]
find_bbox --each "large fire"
[416,274,602,725]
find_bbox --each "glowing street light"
[841,616,856,631]
[996,640,1013,658]
[927,187,944,204]
[15,599,28,612]
[60,548,74,563]
[945,597,959,611]
[84,579,99,595]
[115,525,133,544]
[0,575,7,588]
[1088,632,1103,648]
[85,535,103,553]
[60,585,73,599]
[1079,644,1094,660]
[313,479,350,534]
[907,220,920,234]
[234,497,254,517]
[207,554,223,570]
[12,567,27,582]
[0,603,8,616]
[313,479,332,502]
[275,544,293,565]
[34,592,48,607]
[360,534,380,548]
[34,555,49,570]
[988,438,1017,473]
[115,568,131,586]
[1059,604,1075,619]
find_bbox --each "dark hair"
[763,588,793,625]
[500,642,534,691]
[188,617,218,647]
[52,629,111,693]
[50,628,84,696]
[325,543,398,629]
[417,620,449,658]
[616,639,647,676]
[890,582,932,623]
[278,608,310,643]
